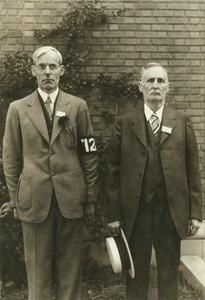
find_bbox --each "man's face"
[31,51,65,93]
[139,66,169,111]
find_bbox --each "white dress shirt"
[144,103,164,128]
[38,87,59,112]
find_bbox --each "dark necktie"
[45,95,53,121]
[150,113,159,136]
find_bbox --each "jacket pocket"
[174,140,184,146]
[62,122,77,148]
[17,176,32,210]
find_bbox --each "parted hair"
[32,46,63,65]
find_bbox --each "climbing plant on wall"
[0,0,141,125]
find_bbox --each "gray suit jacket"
[3,89,98,222]
[106,100,202,239]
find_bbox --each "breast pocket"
[174,140,184,146]
[61,122,77,148]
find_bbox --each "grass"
[1,263,202,300]
[83,263,202,300]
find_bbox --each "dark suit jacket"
[3,89,98,223]
[106,100,202,239]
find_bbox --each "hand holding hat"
[106,228,135,278]
[108,221,121,228]
[108,221,121,236]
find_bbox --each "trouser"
[126,194,181,300]
[22,203,83,300]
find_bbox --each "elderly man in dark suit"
[3,46,98,300]
[105,62,202,300]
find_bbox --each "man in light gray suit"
[3,46,98,300]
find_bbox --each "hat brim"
[120,229,135,278]
[106,228,135,278]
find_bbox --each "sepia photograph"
[0,0,204,299]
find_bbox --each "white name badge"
[56,111,66,117]
[161,125,172,134]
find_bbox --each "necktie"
[150,113,159,136]
[45,96,53,121]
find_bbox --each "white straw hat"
[106,228,135,278]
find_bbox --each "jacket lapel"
[51,90,71,145]
[160,106,176,145]
[131,101,147,149]
[26,91,50,144]
[131,102,176,147]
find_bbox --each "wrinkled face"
[31,51,65,93]
[139,66,169,112]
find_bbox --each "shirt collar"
[38,87,59,104]
[144,103,164,123]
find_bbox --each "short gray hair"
[32,46,63,65]
[140,62,168,80]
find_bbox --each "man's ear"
[166,82,170,93]
[138,81,143,93]
[60,65,65,76]
[31,65,36,77]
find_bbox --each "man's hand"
[188,219,201,237]
[108,221,121,236]
[108,221,121,229]
[84,202,95,224]
[0,202,13,218]
[13,208,19,219]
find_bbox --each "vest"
[38,92,56,139]
[38,93,58,206]
[140,118,167,203]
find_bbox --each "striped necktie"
[44,95,53,121]
[150,113,159,136]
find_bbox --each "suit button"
[50,151,54,156]
[141,152,146,156]
[138,174,142,178]
[51,172,55,176]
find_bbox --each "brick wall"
[0,0,205,214]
